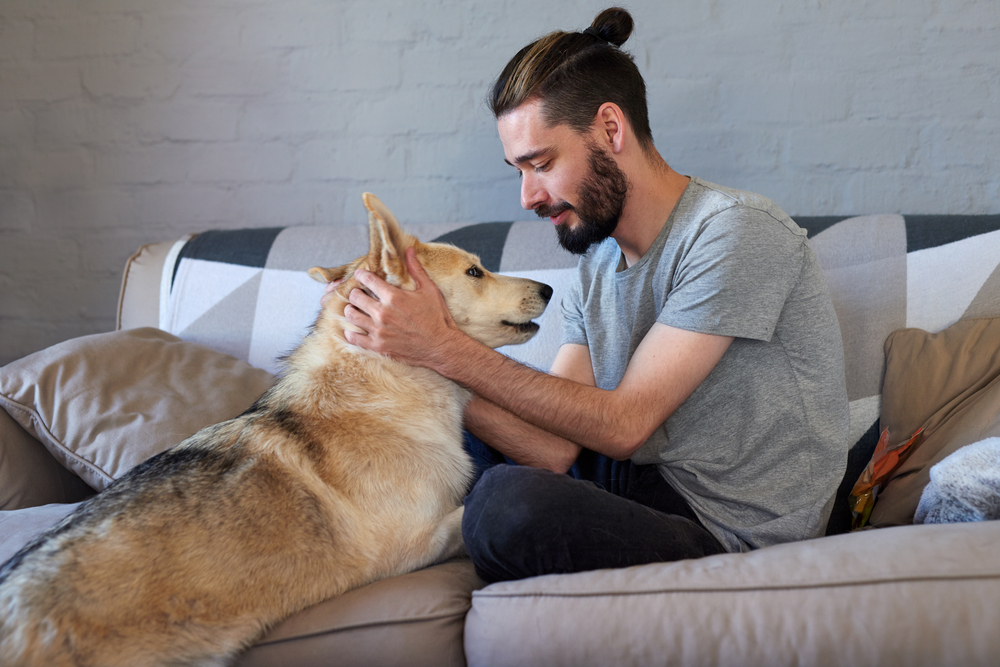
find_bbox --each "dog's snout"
[539,283,553,303]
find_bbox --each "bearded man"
[336,7,849,582]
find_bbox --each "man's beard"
[536,142,630,255]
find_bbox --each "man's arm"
[462,342,594,473]
[346,248,733,460]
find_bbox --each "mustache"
[534,202,573,219]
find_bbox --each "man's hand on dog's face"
[343,247,461,367]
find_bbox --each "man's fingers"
[353,268,393,302]
[405,247,430,287]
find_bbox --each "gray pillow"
[0,328,275,490]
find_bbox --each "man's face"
[498,101,630,255]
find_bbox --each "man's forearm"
[436,330,634,458]
[464,396,581,473]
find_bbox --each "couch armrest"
[116,237,191,331]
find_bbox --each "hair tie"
[582,26,607,42]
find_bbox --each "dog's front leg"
[429,506,467,562]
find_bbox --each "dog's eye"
[466,266,483,279]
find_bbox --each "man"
[332,7,849,583]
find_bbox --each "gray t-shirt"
[562,178,849,552]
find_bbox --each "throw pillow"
[0,407,95,511]
[870,316,1000,526]
[0,328,276,491]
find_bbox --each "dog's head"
[309,193,551,349]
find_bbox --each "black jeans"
[461,431,726,583]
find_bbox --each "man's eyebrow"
[504,148,553,167]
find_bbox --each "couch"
[2,211,999,666]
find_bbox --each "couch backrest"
[144,214,1000,464]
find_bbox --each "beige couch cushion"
[871,316,1000,526]
[0,409,94,511]
[465,522,1000,667]
[0,501,81,564]
[0,328,275,490]
[240,560,485,667]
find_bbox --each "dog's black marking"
[0,442,244,586]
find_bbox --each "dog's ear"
[307,265,350,284]
[362,193,415,286]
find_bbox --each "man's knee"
[462,465,558,581]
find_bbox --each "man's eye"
[535,162,550,172]
[466,266,483,278]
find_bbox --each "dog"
[0,193,552,667]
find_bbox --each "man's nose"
[520,173,546,211]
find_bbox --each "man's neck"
[612,156,690,268]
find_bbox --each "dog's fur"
[0,193,551,667]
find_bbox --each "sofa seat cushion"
[0,501,81,564]
[464,522,1000,667]
[240,560,485,667]
[0,328,275,490]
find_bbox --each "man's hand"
[320,278,342,308]
[343,247,464,368]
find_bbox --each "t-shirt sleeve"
[658,207,807,342]
[560,264,589,347]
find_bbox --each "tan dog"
[0,193,552,667]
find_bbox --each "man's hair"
[488,7,653,152]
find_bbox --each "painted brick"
[33,101,139,148]
[0,64,79,102]
[81,61,182,101]
[230,183,351,227]
[136,11,242,62]
[296,137,406,182]
[0,18,33,61]
[347,88,468,136]
[34,188,142,231]
[134,102,241,143]
[20,148,96,191]
[290,46,403,93]
[0,107,33,146]
[94,144,191,186]
[0,0,998,365]
[137,185,239,226]
[240,96,351,141]
[187,143,295,184]
[341,1,463,43]
[177,58,288,98]
[789,124,922,171]
[238,8,343,50]
[0,189,33,231]
[33,15,141,60]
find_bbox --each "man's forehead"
[498,103,575,165]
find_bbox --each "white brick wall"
[1,0,998,363]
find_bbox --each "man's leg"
[462,463,726,583]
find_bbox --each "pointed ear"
[362,192,415,285]
[307,264,350,284]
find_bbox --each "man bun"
[589,7,634,48]
[489,6,653,154]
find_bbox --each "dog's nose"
[539,283,553,303]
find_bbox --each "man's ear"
[362,192,416,286]
[595,102,627,154]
